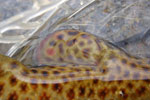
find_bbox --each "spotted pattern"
[52,83,63,93]
[9,75,17,86]
[39,92,50,100]
[20,83,28,92]
[8,91,18,100]
[67,88,75,100]
[0,83,4,96]
[98,87,108,99]
[35,29,106,66]
[42,71,49,77]
[0,29,150,100]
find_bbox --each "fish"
[0,29,150,100]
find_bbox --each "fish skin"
[0,29,150,100]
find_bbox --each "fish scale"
[0,29,150,100]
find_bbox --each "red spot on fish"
[46,48,55,56]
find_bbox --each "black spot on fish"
[53,70,60,75]
[130,63,137,68]
[133,72,140,79]
[79,41,84,46]
[31,69,38,73]
[58,43,64,54]
[121,58,127,64]
[81,34,89,38]
[57,34,64,40]
[42,71,49,77]
[49,40,56,46]
[67,39,76,46]
[79,86,85,96]
[123,70,130,77]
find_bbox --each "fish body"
[0,30,150,100]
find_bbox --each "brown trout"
[0,29,150,100]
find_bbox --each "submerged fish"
[0,29,150,100]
